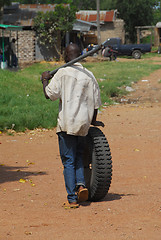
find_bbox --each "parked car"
[103,38,152,59]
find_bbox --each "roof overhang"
[73,19,97,32]
[0,24,23,31]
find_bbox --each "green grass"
[0,57,161,132]
[0,63,59,132]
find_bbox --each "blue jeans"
[58,132,86,203]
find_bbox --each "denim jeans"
[58,132,86,203]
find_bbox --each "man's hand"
[41,71,52,83]
[91,121,105,127]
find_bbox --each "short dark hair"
[64,43,80,63]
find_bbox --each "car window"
[104,38,121,46]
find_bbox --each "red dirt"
[0,57,161,239]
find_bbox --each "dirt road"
[0,58,161,240]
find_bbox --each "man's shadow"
[0,164,46,184]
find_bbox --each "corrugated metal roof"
[76,10,117,23]
[73,20,97,32]
[2,4,116,27]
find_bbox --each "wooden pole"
[96,0,101,56]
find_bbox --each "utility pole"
[96,0,101,56]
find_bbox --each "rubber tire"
[83,127,112,201]
[132,50,141,59]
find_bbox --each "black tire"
[83,127,112,201]
[132,50,141,59]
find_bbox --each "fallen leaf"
[19,179,26,183]
[134,148,140,152]
[24,231,32,235]
[28,162,35,165]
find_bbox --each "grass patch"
[0,58,161,132]
[0,63,59,132]
[82,60,161,103]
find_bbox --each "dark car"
[103,38,151,59]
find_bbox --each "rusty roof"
[2,4,116,27]
[76,10,117,23]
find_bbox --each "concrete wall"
[95,19,125,44]
[84,19,125,46]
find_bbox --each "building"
[0,3,125,64]
[76,10,125,45]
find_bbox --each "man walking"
[41,44,102,209]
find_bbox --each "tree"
[116,0,154,42]
[14,0,96,9]
[100,0,117,10]
[15,0,72,3]
[33,4,76,59]
[152,1,161,24]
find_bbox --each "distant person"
[102,46,112,60]
[11,38,18,67]
[108,45,118,61]
[102,45,118,61]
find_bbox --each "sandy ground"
[0,57,161,240]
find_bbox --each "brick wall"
[0,29,36,64]
[17,31,36,63]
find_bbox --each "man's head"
[64,43,80,63]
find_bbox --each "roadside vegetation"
[1,54,161,132]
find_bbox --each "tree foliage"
[116,0,155,42]
[100,0,117,10]
[33,4,76,57]
[13,0,96,9]
[152,1,161,24]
